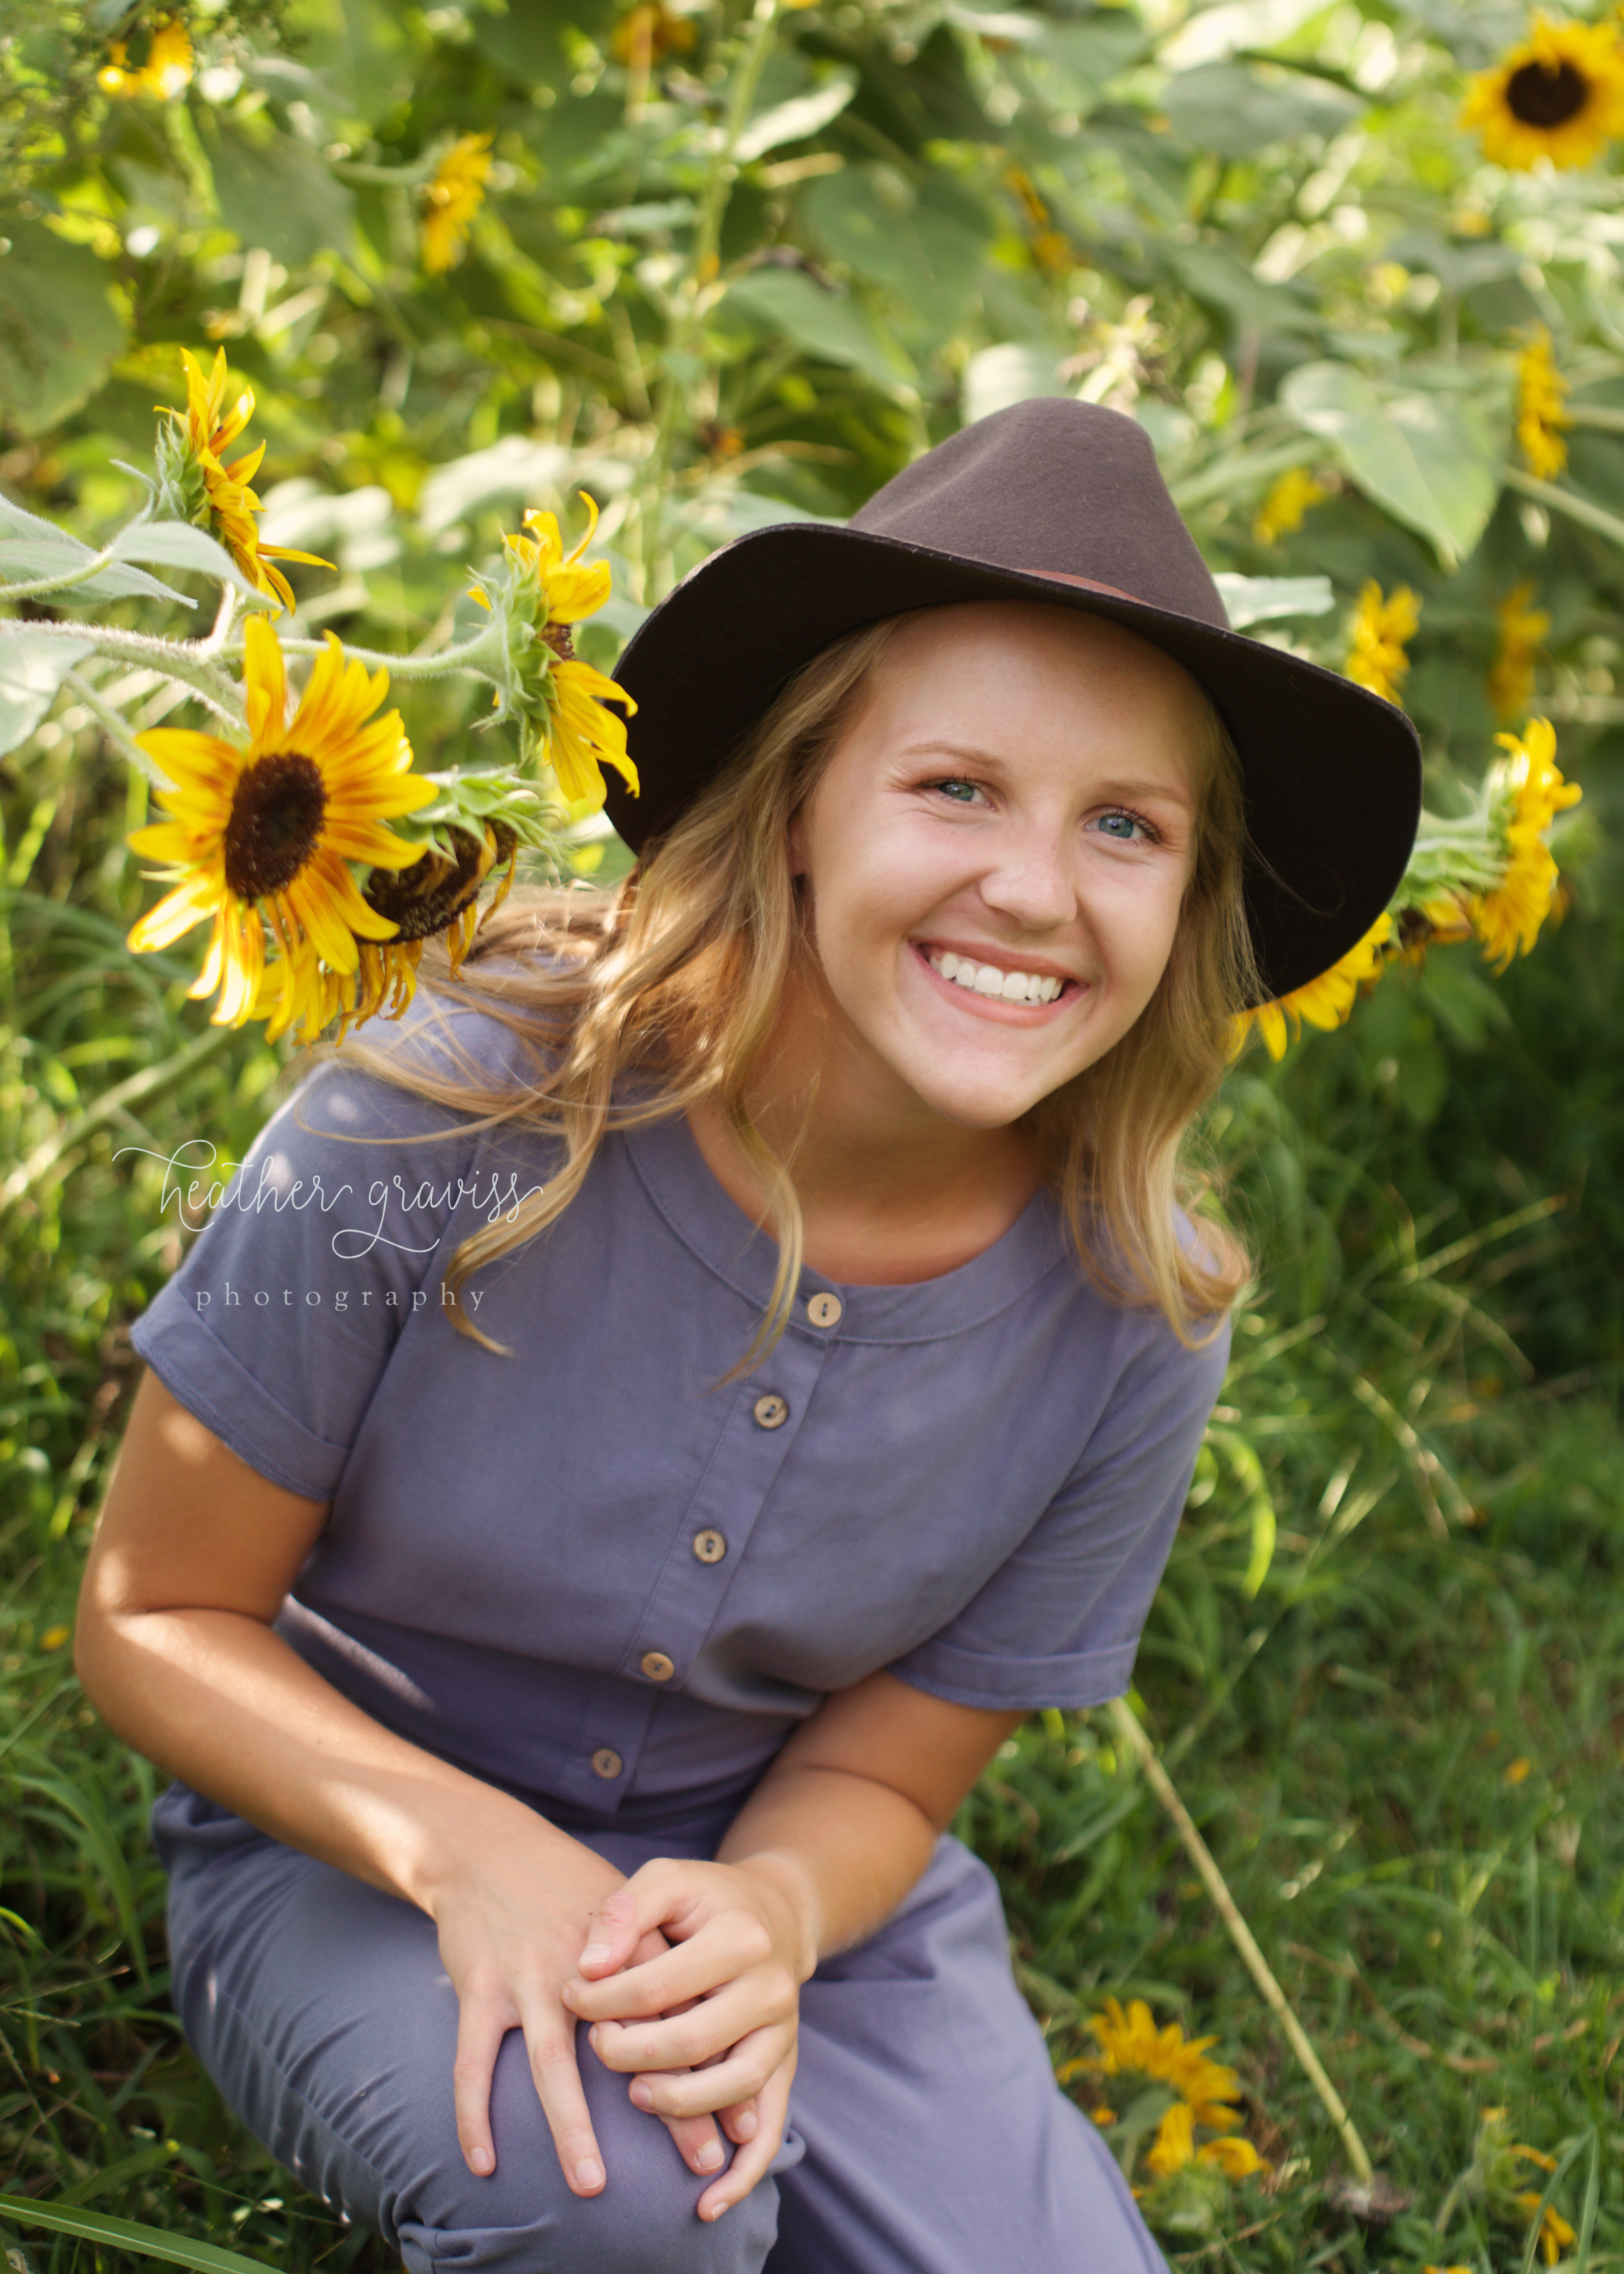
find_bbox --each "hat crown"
[850,397,1228,633]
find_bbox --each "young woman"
[75,400,1419,2274]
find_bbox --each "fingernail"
[705,2200,729,2222]
[469,2147,493,2175]
[575,2157,605,2191]
[580,1942,613,1969]
[734,2109,759,2140]
[696,2140,724,2171]
[630,2080,654,2110]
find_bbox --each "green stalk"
[0,619,244,727]
[1169,437,1320,512]
[1503,465,1624,551]
[638,0,784,591]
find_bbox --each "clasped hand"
[440,1845,809,2225]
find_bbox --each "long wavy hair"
[314,608,1259,1359]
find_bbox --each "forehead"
[865,600,1215,785]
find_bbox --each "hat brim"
[604,522,1422,1004]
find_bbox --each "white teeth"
[927,951,1065,1005]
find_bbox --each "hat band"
[1022,568,1141,603]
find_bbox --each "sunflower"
[159,349,334,614]
[422,133,494,275]
[98,17,192,99]
[1472,717,1582,970]
[469,493,639,813]
[1230,910,1394,1061]
[1516,327,1570,481]
[1489,582,1550,717]
[1252,467,1326,547]
[1058,1999,1267,2185]
[611,2,698,67]
[1516,2193,1577,2266]
[1345,581,1419,707]
[126,615,435,1034]
[1463,13,1624,171]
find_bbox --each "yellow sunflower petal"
[127,867,230,953]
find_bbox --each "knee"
[399,2163,778,2274]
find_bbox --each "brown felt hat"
[604,397,1421,1003]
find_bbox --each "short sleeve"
[886,1312,1231,1713]
[127,998,541,1502]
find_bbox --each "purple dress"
[133,982,1227,2273]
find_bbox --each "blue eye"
[934,779,979,803]
[1097,810,1144,840]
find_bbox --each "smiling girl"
[75,401,1419,2274]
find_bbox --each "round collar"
[624,1108,1072,1347]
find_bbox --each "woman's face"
[789,600,1209,1133]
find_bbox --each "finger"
[519,2000,609,2197]
[589,1986,762,2078]
[719,2097,759,2146]
[577,1859,699,1978]
[451,1991,512,2176]
[698,2060,794,2224]
[623,2028,787,2121]
[659,2106,728,2179]
[568,1916,775,2022]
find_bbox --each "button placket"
[621,1330,834,1696]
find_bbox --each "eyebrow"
[896,742,1197,807]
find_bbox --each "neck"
[687,969,1041,1286]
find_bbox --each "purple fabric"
[130,989,1229,1821]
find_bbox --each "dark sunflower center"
[224,752,326,901]
[363,822,516,941]
[1506,58,1588,127]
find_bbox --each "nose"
[976,813,1077,934]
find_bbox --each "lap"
[156,1787,1166,2274]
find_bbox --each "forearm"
[76,1605,581,1914]
[715,1761,939,1977]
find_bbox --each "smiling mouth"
[923,946,1069,1005]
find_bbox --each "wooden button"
[806,1292,843,1329]
[591,1746,623,1779]
[693,1528,728,1564]
[640,1649,675,1683]
[753,1392,788,1430]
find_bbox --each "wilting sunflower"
[1489,582,1550,717]
[1231,911,1394,1062]
[1516,327,1570,481]
[1059,1999,1267,2186]
[470,493,639,813]
[422,133,494,275]
[126,615,435,1033]
[611,2,698,67]
[1345,580,1419,708]
[1252,466,1326,547]
[1463,12,1624,171]
[98,17,192,99]
[1472,717,1582,970]
[158,349,333,614]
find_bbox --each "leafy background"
[3,0,1624,2266]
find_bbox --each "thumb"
[575,1881,659,1978]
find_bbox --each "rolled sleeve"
[127,1004,538,1500]
[887,1311,1231,1713]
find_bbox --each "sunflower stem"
[1502,466,1624,551]
[1106,1696,1376,2184]
[0,619,245,726]
[265,615,509,683]
[1169,438,1321,513]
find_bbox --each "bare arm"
[75,1366,728,2194]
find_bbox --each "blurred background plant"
[4,0,1624,2266]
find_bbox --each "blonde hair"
[317,609,1258,1359]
